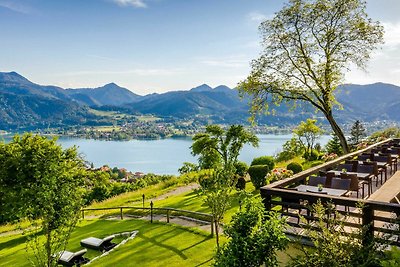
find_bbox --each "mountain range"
[0,71,399,130]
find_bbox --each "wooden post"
[142,194,145,208]
[167,209,170,223]
[362,204,374,246]
[81,210,85,219]
[261,188,272,212]
[120,207,123,220]
[211,217,214,237]
[150,201,153,223]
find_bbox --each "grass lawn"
[0,219,218,267]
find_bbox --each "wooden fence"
[81,205,215,236]
[261,138,400,246]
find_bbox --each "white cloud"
[0,1,32,14]
[199,56,249,68]
[60,68,184,77]
[247,11,269,23]
[382,22,400,48]
[112,0,147,8]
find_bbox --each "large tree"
[191,125,259,170]
[293,118,323,159]
[0,134,86,267]
[239,0,383,154]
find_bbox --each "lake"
[1,134,330,175]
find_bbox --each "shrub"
[287,162,303,174]
[248,165,269,189]
[303,149,319,161]
[251,156,275,170]
[266,168,293,184]
[235,176,246,190]
[234,161,249,177]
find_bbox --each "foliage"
[235,177,246,191]
[276,138,304,162]
[381,247,400,267]
[293,119,323,160]
[248,165,270,189]
[239,0,384,154]
[368,127,400,143]
[251,155,275,170]
[214,197,288,267]
[303,149,320,161]
[290,201,383,267]
[198,168,234,248]
[234,161,249,177]
[266,168,294,184]
[349,120,366,147]
[325,134,344,155]
[0,133,85,267]
[321,152,339,162]
[287,162,303,174]
[178,162,199,174]
[191,124,259,170]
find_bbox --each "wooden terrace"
[261,138,400,246]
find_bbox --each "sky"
[0,0,399,95]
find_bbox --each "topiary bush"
[234,161,249,177]
[235,176,246,191]
[251,156,275,171]
[287,162,303,174]
[303,149,320,161]
[248,165,270,189]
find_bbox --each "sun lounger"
[57,248,89,266]
[80,235,116,251]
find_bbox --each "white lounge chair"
[57,248,89,266]
[80,235,116,251]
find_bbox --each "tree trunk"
[46,230,52,267]
[325,112,349,154]
[214,220,220,250]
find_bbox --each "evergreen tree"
[326,134,344,155]
[349,120,366,146]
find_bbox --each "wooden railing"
[261,138,400,246]
[81,206,214,235]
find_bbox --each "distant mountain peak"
[190,84,213,92]
[0,71,32,84]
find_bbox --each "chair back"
[308,176,327,187]
[340,173,358,191]
[325,172,335,188]
[357,164,374,174]
[331,178,351,190]
[358,154,371,161]
[336,164,353,172]
[345,160,358,172]
[362,161,379,176]
[374,155,390,164]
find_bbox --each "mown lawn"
[0,219,218,267]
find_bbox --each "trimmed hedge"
[234,161,249,177]
[287,162,303,174]
[251,156,275,171]
[248,165,270,189]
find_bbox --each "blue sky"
[0,0,399,94]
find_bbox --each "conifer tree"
[349,120,366,146]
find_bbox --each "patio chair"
[345,160,359,172]
[340,173,367,198]
[336,164,353,172]
[56,249,89,267]
[331,178,351,191]
[281,188,304,224]
[357,165,374,196]
[358,154,372,161]
[80,235,116,251]
[308,176,327,187]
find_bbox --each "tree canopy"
[293,118,323,159]
[0,134,86,266]
[191,125,259,170]
[239,0,384,154]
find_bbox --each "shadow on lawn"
[0,235,27,250]
[139,232,189,260]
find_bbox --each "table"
[327,170,372,180]
[295,185,348,197]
